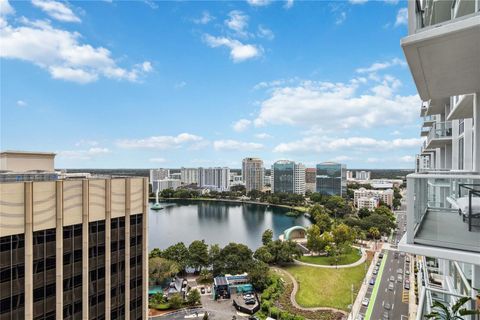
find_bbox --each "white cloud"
[143,0,158,9]
[356,58,406,74]
[400,155,415,163]
[336,11,346,25]
[213,140,263,151]
[225,10,249,37]
[255,133,272,139]
[174,81,187,89]
[75,139,99,147]
[149,157,167,163]
[116,133,204,149]
[349,0,368,4]
[203,34,262,62]
[257,25,274,40]
[16,100,27,107]
[253,76,419,130]
[31,0,80,23]
[57,147,110,160]
[246,0,271,7]
[0,16,152,83]
[273,136,422,153]
[284,0,294,9]
[193,11,213,24]
[232,119,252,132]
[391,130,401,135]
[395,8,408,27]
[0,0,14,16]
[330,155,354,162]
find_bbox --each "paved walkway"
[272,267,348,317]
[293,247,367,269]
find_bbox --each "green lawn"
[298,248,361,266]
[285,258,370,311]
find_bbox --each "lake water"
[148,200,312,250]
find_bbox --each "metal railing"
[426,121,452,146]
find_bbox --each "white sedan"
[362,298,369,306]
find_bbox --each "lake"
[148,200,312,250]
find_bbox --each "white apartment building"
[355,171,371,181]
[353,188,394,207]
[271,160,306,195]
[229,173,244,186]
[399,1,480,319]
[356,197,379,210]
[346,170,354,180]
[242,158,265,192]
[198,167,230,192]
[151,179,181,193]
[180,167,198,185]
[149,168,169,182]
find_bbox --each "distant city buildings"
[0,151,148,319]
[305,168,316,193]
[180,167,198,185]
[152,178,181,193]
[356,196,379,210]
[271,160,305,195]
[316,162,346,196]
[346,170,354,180]
[242,158,264,192]
[149,168,169,181]
[198,167,230,192]
[355,170,371,181]
[169,172,181,180]
[229,172,244,186]
[353,187,393,208]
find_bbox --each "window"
[459,137,464,170]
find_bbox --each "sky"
[0,0,421,169]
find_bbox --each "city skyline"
[1,0,421,169]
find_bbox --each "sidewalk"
[349,250,378,320]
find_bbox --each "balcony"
[402,0,480,101]
[424,121,452,149]
[400,172,480,265]
[423,115,437,127]
[447,94,475,120]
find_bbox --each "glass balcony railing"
[406,172,480,253]
[425,121,452,148]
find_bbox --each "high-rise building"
[149,168,169,182]
[346,170,354,181]
[271,160,305,195]
[355,171,371,181]
[152,179,181,193]
[180,167,198,185]
[198,167,230,192]
[242,158,264,192]
[315,162,346,196]
[305,168,317,193]
[0,151,148,320]
[400,2,479,318]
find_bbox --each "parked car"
[397,274,403,281]
[373,269,378,275]
[200,287,205,294]
[245,298,256,305]
[404,282,411,290]
[376,261,381,267]
[383,311,390,319]
[389,276,395,282]
[207,287,211,293]
[388,283,394,291]
[384,302,391,310]
[400,252,406,257]
[406,257,410,263]
[405,270,410,276]
[397,268,403,274]
[379,252,384,259]
[394,252,399,259]
[370,278,376,285]
[362,298,369,306]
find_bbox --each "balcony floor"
[415,209,480,253]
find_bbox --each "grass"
[285,257,371,311]
[299,248,362,266]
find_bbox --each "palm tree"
[425,297,479,320]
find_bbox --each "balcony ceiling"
[447,94,474,120]
[426,137,452,149]
[402,15,480,101]
[426,97,449,116]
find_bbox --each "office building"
[353,188,393,208]
[242,158,264,192]
[180,168,198,185]
[355,171,371,181]
[305,168,317,193]
[0,151,148,320]
[151,179,181,193]
[149,169,169,183]
[198,167,230,192]
[315,162,346,196]
[399,2,480,318]
[271,160,305,195]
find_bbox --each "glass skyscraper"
[315,162,346,196]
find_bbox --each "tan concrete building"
[353,187,393,208]
[0,151,148,320]
[242,158,264,192]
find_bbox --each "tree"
[425,297,479,320]
[314,212,332,233]
[208,244,222,275]
[161,188,175,198]
[188,240,209,271]
[168,293,184,309]
[217,243,254,275]
[162,242,189,272]
[262,229,274,245]
[368,227,380,241]
[309,192,325,204]
[186,289,201,306]
[374,205,393,217]
[306,225,324,254]
[203,312,209,320]
[231,185,246,193]
[254,246,274,264]
[149,257,180,285]
[358,207,371,219]
[332,223,355,249]
[267,240,301,264]
[149,247,163,259]
[248,261,270,291]
[197,269,213,284]
[392,198,401,210]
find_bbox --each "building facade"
[151,179,181,193]
[315,162,346,197]
[305,168,317,193]
[198,167,230,192]
[149,169,169,182]
[356,197,379,210]
[353,188,393,208]
[180,168,198,185]
[242,158,264,192]
[399,2,480,319]
[0,151,148,320]
[355,171,371,181]
[271,160,305,195]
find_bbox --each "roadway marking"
[402,290,409,303]
[364,252,388,320]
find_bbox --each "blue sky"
[1,0,421,169]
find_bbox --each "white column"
[473,93,480,171]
